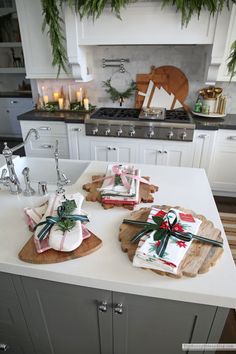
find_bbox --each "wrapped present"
[123,206,223,275]
[25,193,90,253]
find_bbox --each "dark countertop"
[193,114,236,130]
[0,91,33,98]
[18,109,236,130]
[17,110,88,124]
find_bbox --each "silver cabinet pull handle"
[114,303,123,314]
[10,100,18,104]
[98,301,107,313]
[198,134,209,139]
[227,136,236,140]
[72,128,82,132]
[0,343,9,351]
[40,144,53,149]
[39,126,51,131]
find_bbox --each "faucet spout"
[54,140,70,194]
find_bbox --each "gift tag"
[179,213,195,223]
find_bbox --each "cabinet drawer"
[216,130,236,145]
[20,121,67,137]
[25,137,69,158]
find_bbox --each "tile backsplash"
[36,45,236,113]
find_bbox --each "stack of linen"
[99,164,141,206]
[133,206,202,275]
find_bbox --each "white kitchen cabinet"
[90,138,137,163]
[0,97,34,137]
[192,130,217,176]
[209,130,236,193]
[139,140,194,167]
[67,124,90,160]
[15,0,71,79]
[20,120,69,158]
[217,5,236,82]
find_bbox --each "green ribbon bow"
[34,205,89,241]
[123,210,223,258]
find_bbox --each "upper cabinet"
[217,5,236,82]
[15,0,72,79]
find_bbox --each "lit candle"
[58,97,64,110]
[76,88,82,103]
[43,95,49,105]
[53,92,59,101]
[83,98,89,111]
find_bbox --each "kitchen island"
[0,159,236,354]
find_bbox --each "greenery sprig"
[227,40,236,82]
[56,198,77,233]
[41,0,236,79]
[103,79,137,102]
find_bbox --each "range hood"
[64,1,231,82]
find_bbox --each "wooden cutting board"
[119,206,223,278]
[19,231,102,264]
[135,65,189,110]
[83,175,158,210]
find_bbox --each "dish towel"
[24,193,90,253]
[133,207,202,275]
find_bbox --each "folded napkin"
[24,193,90,253]
[133,207,202,275]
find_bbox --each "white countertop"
[1,159,236,309]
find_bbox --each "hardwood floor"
[214,196,236,349]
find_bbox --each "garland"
[227,40,236,81]
[40,0,236,79]
[103,79,137,102]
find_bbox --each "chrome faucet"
[0,129,39,194]
[54,140,70,194]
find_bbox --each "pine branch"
[227,40,236,81]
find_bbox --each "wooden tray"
[83,176,158,210]
[19,231,102,264]
[119,206,223,278]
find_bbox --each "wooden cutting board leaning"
[135,65,189,110]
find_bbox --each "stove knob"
[181,130,187,140]
[147,130,154,138]
[117,128,123,137]
[92,127,98,135]
[129,128,135,137]
[168,130,174,139]
[105,128,111,136]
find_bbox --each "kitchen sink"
[2,156,90,186]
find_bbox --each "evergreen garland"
[227,40,236,81]
[103,79,137,102]
[41,0,236,79]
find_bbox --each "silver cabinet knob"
[98,301,107,312]
[105,128,111,136]
[227,136,236,140]
[168,131,174,139]
[129,128,135,137]
[158,150,162,153]
[0,343,9,351]
[147,130,154,138]
[163,150,168,154]
[117,128,123,137]
[114,303,123,315]
[92,128,98,135]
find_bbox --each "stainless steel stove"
[85,107,195,141]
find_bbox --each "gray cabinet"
[0,273,35,354]
[0,272,228,354]
[18,276,228,354]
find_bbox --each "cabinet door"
[163,142,194,167]
[113,292,218,354]
[210,130,236,192]
[67,124,90,160]
[139,143,164,165]
[90,139,136,163]
[15,0,71,79]
[20,277,112,354]
[0,273,35,354]
[192,130,217,176]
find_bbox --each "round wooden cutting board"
[119,205,224,278]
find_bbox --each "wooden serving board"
[135,65,189,110]
[19,231,102,264]
[83,176,158,210]
[119,206,224,278]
